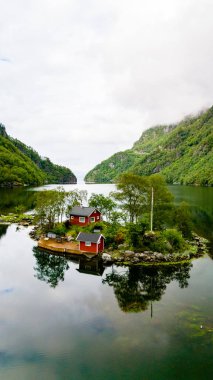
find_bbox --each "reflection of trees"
[33,247,69,288]
[103,263,192,313]
[0,224,8,240]
[191,206,213,242]
[0,188,36,214]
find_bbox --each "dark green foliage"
[11,137,77,184]
[0,134,45,186]
[85,107,213,186]
[0,123,77,187]
[162,229,186,251]
[126,221,147,250]
[84,150,140,183]
[174,202,193,238]
[104,225,125,249]
[50,224,67,236]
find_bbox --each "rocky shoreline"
[1,217,209,266]
[101,235,208,266]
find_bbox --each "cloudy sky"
[0,0,213,179]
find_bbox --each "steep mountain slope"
[85,150,140,183]
[84,107,213,186]
[0,123,77,186]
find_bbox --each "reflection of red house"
[76,232,105,254]
[70,206,101,226]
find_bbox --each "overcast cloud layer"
[0,0,213,179]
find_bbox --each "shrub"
[162,229,186,251]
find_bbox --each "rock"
[131,257,140,263]
[124,250,135,256]
[155,253,165,261]
[102,253,112,262]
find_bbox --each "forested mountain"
[0,123,77,187]
[84,107,213,186]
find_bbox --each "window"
[85,241,91,246]
[97,216,99,220]
[71,216,74,219]
[90,217,95,222]
[79,217,85,223]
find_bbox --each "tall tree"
[111,173,149,223]
[88,193,116,221]
[65,189,87,216]
[35,190,59,229]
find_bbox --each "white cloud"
[0,0,213,179]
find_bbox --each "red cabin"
[76,232,105,254]
[70,206,101,226]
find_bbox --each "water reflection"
[33,248,70,288]
[103,263,192,314]
[169,185,213,242]
[0,187,36,214]
[0,224,9,240]
[33,248,105,287]
[77,257,105,276]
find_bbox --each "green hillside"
[84,107,213,186]
[0,123,77,187]
[85,150,140,183]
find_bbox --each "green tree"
[88,193,116,221]
[65,189,88,216]
[35,190,59,230]
[111,173,149,223]
[126,221,147,250]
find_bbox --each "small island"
[2,173,207,265]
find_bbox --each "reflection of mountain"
[170,185,213,242]
[33,248,70,288]
[191,206,213,243]
[0,224,9,240]
[103,263,192,314]
[0,188,36,214]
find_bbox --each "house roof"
[70,206,99,217]
[76,232,104,243]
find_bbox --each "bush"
[162,229,186,251]
[51,224,67,236]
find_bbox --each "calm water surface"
[0,184,213,379]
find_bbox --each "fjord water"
[0,184,213,380]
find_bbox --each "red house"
[70,206,101,226]
[76,232,105,254]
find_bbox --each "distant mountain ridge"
[0,123,77,187]
[84,107,213,186]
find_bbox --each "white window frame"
[90,217,95,222]
[97,216,99,220]
[85,241,91,246]
[71,216,74,219]
[79,217,85,223]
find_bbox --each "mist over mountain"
[85,107,213,186]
